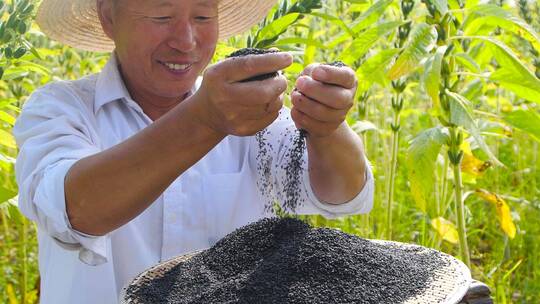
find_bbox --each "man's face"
[102,0,219,101]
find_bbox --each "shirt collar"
[94,53,131,114]
[94,53,202,115]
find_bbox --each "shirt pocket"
[203,170,264,245]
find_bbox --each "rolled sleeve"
[300,154,374,218]
[14,83,108,266]
[34,159,108,266]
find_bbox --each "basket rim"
[119,239,472,304]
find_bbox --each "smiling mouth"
[159,61,193,72]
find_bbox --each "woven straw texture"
[120,240,471,304]
[36,0,278,52]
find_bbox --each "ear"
[97,0,115,40]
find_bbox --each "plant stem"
[449,127,471,267]
[439,155,449,216]
[1,212,11,257]
[386,109,400,240]
[18,218,27,304]
[453,161,470,267]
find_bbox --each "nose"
[167,19,196,52]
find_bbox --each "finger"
[221,52,293,83]
[235,109,281,136]
[291,90,345,123]
[228,75,288,106]
[266,94,285,114]
[240,95,284,120]
[295,76,354,110]
[300,63,321,77]
[311,64,357,89]
[291,107,341,137]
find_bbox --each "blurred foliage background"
[1,0,539,303]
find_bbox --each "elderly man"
[14,0,374,303]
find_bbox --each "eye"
[195,16,216,22]
[150,16,172,23]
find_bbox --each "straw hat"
[36,0,278,52]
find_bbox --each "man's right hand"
[193,52,293,137]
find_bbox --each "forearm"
[65,96,224,236]
[306,123,367,204]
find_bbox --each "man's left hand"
[291,63,357,138]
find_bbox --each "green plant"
[2,1,540,302]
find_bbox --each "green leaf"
[273,37,326,49]
[424,45,447,112]
[432,0,448,16]
[356,48,400,91]
[0,129,16,148]
[491,70,540,105]
[453,53,480,73]
[2,60,50,80]
[13,46,26,59]
[255,13,300,46]
[503,109,540,142]
[310,12,353,36]
[466,36,540,105]
[5,46,13,58]
[0,110,16,125]
[351,120,378,134]
[446,90,503,166]
[21,39,42,60]
[339,21,404,65]
[303,31,316,66]
[407,126,448,212]
[0,98,18,109]
[17,21,26,34]
[0,185,17,204]
[464,4,540,52]
[461,79,484,101]
[0,153,16,165]
[388,23,438,80]
[344,0,370,4]
[1,67,28,80]
[464,0,480,9]
[350,0,394,34]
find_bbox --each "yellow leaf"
[475,189,516,239]
[461,153,492,176]
[460,140,473,155]
[0,129,17,149]
[7,284,17,304]
[460,141,491,177]
[26,289,39,304]
[431,217,459,244]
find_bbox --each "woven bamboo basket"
[120,240,471,304]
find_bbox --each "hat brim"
[36,0,278,52]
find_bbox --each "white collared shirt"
[13,54,374,304]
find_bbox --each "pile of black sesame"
[127,217,447,304]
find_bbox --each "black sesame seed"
[227,48,280,82]
[324,61,347,68]
[279,128,307,213]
